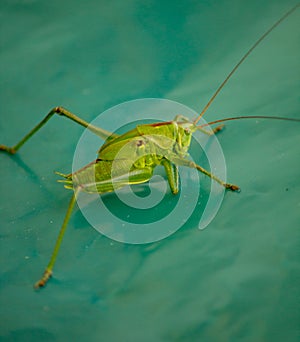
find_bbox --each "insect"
[0,4,299,289]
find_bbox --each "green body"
[63,118,196,195]
[0,107,236,288]
[2,2,296,288]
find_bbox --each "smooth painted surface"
[0,1,299,341]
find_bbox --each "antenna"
[198,115,300,128]
[193,3,300,125]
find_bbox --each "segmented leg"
[34,189,78,288]
[161,159,179,194]
[193,162,239,191]
[0,107,115,154]
[166,154,240,191]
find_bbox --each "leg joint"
[53,106,64,115]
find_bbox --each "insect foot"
[212,124,225,134]
[0,145,16,154]
[225,183,240,192]
[34,269,52,289]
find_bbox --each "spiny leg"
[34,189,78,288]
[166,154,239,191]
[0,106,114,154]
[193,163,239,191]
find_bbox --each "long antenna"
[199,115,300,127]
[193,3,300,125]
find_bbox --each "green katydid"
[1,4,299,289]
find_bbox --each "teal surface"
[0,1,299,341]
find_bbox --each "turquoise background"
[0,1,299,341]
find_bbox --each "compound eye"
[136,140,144,147]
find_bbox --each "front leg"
[161,159,179,195]
[166,154,240,192]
